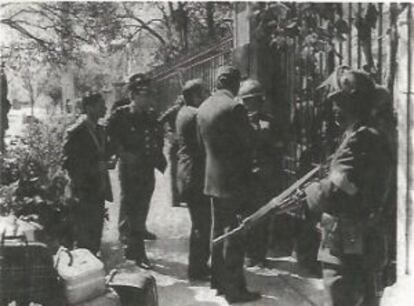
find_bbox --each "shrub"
[0,115,77,245]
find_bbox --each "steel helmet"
[239,79,264,99]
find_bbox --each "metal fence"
[150,36,233,112]
[280,3,408,185]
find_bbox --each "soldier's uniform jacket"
[306,122,392,266]
[62,117,113,202]
[197,89,253,200]
[106,104,166,173]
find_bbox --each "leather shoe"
[189,273,210,282]
[225,291,261,304]
[136,257,153,269]
[143,230,157,240]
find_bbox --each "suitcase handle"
[0,232,28,247]
[54,246,74,268]
[107,269,118,284]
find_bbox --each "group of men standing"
[63,64,393,306]
[63,73,166,269]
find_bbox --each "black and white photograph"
[0,1,412,305]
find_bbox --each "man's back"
[197,89,253,199]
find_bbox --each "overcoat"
[197,89,253,200]
[175,105,204,201]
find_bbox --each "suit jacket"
[175,105,204,201]
[197,89,253,199]
[305,123,392,265]
[63,117,113,202]
[248,112,281,203]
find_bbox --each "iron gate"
[280,3,405,185]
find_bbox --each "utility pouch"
[320,213,341,256]
[340,216,364,255]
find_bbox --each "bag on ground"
[54,247,106,305]
[107,267,158,306]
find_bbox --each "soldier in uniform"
[239,79,280,268]
[302,70,393,306]
[197,66,261,303]
[63,93,113,255]
[175,79,211,280]
[107,74,166,269]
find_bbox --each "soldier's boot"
[135,236,153,269]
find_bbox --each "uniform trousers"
[73,190,105,255]
[118,159,155,259]
[210,197,247,296]
[187,193,211,277]
[322,255,380,306]
[295,217,321,273]
[245,188,271,263]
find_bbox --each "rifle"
[212,165,321,245]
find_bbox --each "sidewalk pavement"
[101,168,327,306]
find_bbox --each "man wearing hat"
[302,70,393,305]
[239,79,281,268]
[63,93,113,255]
[197,66,261,303]
[175,78,211,280]
[107,73,166,268]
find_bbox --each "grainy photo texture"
[0,1,412,305]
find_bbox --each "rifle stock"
[212,165,321,245]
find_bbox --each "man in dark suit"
[175,79,211,280]
[303,70,392,306]
[197,66,261,303]
[159,95,185,207]
[63,93,113,255]
[107,74,166,269]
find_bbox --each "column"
[381,4,414,305]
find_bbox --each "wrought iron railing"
[150,36,233,112]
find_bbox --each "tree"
[1,2,122,64]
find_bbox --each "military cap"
[216,65,241,84]
[239,79,264,99]
[127,73,151,92]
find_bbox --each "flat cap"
[127,73,151,92]
[216,65,241,83]
[239,79,264,99]
[183,78,204,93]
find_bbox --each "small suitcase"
[54,247,106,305]
[74,288,121,306]
[107,268,158,306]
[0,233,58,305]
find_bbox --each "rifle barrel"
[212,165,321,245]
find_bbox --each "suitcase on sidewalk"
[54,247,106,305]
[0,233,58,305]
[107,268,158,306]
[74,288,121,306]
